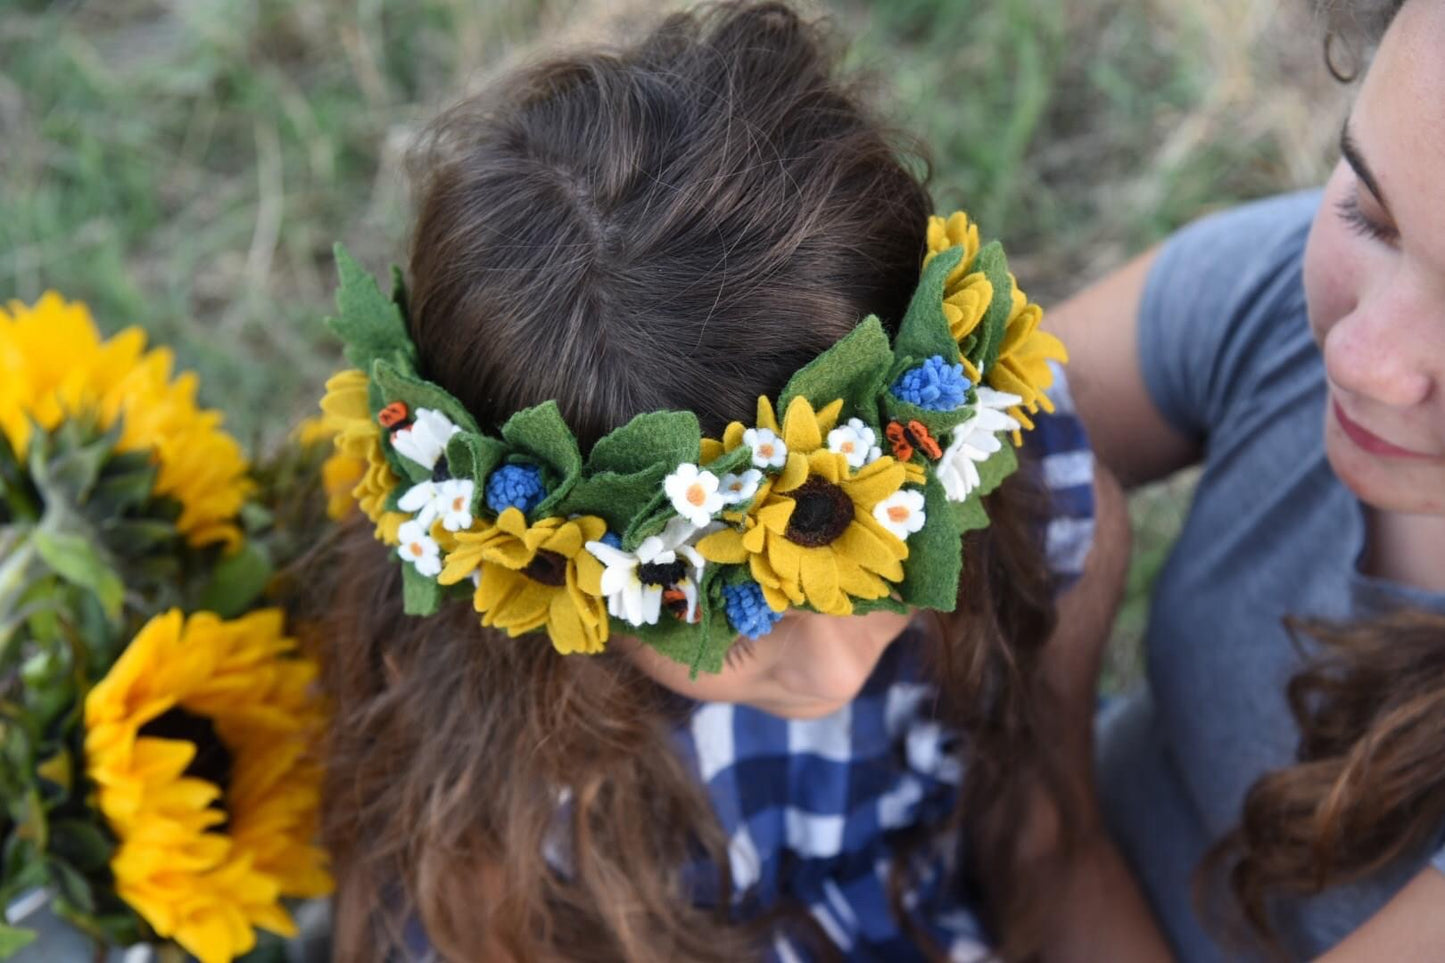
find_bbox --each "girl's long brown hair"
[320,4,1061,961]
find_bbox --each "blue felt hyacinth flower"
[890,354,971,411]
[599,531,623,550]
[485,463,548,515]
[724,581,784,640]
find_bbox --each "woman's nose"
[1323,298,1435,409]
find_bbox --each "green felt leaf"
[881,390,975,438]
[561,466,669,536]
[501,402,583,517]
[897,474,963,612]
[446,432,508,516]
[622,445,754,549]
[390,264,412,329]
[372,360,480,435]
[954,495,991,534]
[894,247,965,366]
[586,411,701,477]
[402,563,442,617]
[778,315,895,425]
[972,242,1014,376]
[974,442,1018,499]
[849,595,910,617]
[197,541,273,618]
[327,244,416,373]
[0,923,37,957]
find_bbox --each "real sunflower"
[696,395,913,616]
[985,276,1069,439]
[84,609,332,963]
[437,508,610,655]
[315,369,409,544]
[0,293,252,549]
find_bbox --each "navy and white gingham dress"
[399,367,1096,962]
[670,366,1096,962]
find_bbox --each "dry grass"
[1,0,1355,690]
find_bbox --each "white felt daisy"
[390,407,460,470]
[664,463,725,527]
[873,489,927,541]
[741,427,788,470]
[585,517,707,626]
[826,417,882,469]
[397,519,442,577]
[937,390,1023,503]
[397,477,476,532]
[718,468,763,506]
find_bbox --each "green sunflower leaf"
[502,402,583,518]
[897,473,964,612]
[0,923,37,957]
[586,411,702,477]
[327,244,417,373]
[778,315,895,426]
[29,530,122,623]
[972,242,1014,377]
[402,563,443,617]
[893,247,965,367]
[197,541,273,618]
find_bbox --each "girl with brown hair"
[1045,0,1445,959]
[314,2,1124,961]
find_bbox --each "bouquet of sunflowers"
[0,294,333,963]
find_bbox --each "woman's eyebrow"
[1340,120,1392,212]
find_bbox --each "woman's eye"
[1336,191,1400,246]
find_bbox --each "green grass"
[1,0,1352,689]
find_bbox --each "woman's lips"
[1333,400,1436,459]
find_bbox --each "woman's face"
[1303,0,1445,515]
[617,608,912,719]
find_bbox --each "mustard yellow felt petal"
[495,507,530,538]
[834,553,891,599]
[574,549,605,596]
[766,537,807,598]
[800,554,849,615]
[473,565,519,615]
[482,533,535,572]
[945,272,993,343]
[547,591,604,655]
[488,580,553,636]
[756,499,794,535]
[754,396,780,434]
[740,519,769,554]
[724,421,747,451]
[781,395,822,453]
[573,515,608,543]
[842,458,905,509]
[960,356,982,384]
[806,449,845,484]
[543,521,585,560]
[815,399,843,436]
[697,527,750,564]
[849,516,909,575]
[701,438,725,463]
[754,567,792,613]
[775,451,810,492]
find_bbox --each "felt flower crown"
[316,212,1067,675]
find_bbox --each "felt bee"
[377,401,411,429]
[885,420,943,462]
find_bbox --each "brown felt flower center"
[638,559,689,587]
[522,550,569,587]
[784,477,855,547]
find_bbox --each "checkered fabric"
[668,366,1096,962]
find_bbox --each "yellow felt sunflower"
[986,276,1069,438]
[924,211,994,380]
[315,369,409,544]
[0,293,252,549]
[697,395,912,616]
[437,508,610,655]
[84,609,332,963]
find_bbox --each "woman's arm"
[1043,249,1201,489]
[1315,867,1445,962]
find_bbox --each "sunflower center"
[522,549,569,587]
[638,559,688,587]
[784,477,854,548]
[138,706,232,832]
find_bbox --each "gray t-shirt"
[1096,190,1445,961]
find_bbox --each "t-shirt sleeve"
[1023,362,1095,589]
[1137,190,1322,441]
